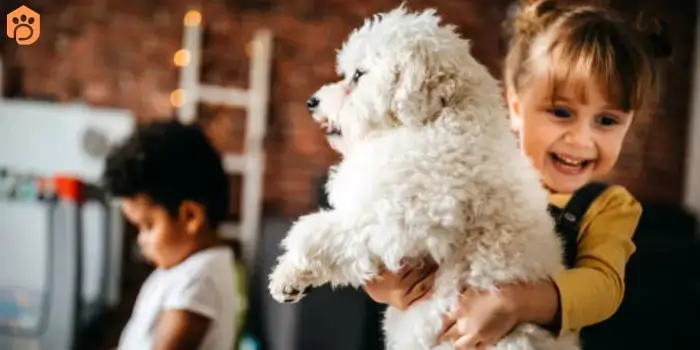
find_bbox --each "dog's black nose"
[306,96,320,110]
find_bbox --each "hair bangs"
[546,16,655,113]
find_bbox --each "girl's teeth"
[557,154,582,166]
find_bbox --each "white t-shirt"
[118,246,238,350]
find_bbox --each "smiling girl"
[363,1,671,349]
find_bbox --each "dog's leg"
[268,210,378,303]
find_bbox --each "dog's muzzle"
[307,94,342,136]
[322,124,341,136]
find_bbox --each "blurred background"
[0,0,698,349]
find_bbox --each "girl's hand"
[438,280,560,349]
[438,287,519,349]
[364,258,438,310]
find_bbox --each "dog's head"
[307,5,496,153]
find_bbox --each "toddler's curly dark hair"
[102,119,229,228]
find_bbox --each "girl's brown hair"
[502,0,672,118]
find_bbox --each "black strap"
[551,182,611,268]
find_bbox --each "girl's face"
[508,74,634,194]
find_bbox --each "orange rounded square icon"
[7,5,40,45]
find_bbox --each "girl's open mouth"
[550,152,594,174]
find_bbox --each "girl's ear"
[179,200,206,235]
[507,89,523,134]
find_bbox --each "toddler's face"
[121,195,189,268]
[508,75,634,194]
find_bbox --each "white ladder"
[175,10,273,266]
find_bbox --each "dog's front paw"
[268,262,316,303]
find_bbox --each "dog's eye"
[352,69,365,83]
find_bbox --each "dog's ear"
[391,53,430,127]
[391,52,450,127]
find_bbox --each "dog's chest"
[326,132,439,211]
[325,136,410,209]
[327,153,388,212]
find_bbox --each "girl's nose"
[564,122,595,148]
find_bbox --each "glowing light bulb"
[245,40,262,58]
[184,11,201,27]
[173,49,191,67]
[170,89,186,107]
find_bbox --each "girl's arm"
[548,185,641,333]
[365,186,641,346]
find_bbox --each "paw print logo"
[6,5,40,46]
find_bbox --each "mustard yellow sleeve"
[552,185,641,334]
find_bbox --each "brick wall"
[1,0,696,217]
[603,0,698,204]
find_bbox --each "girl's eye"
[596,114,618,126]
[352,69,365,83]
[547,107,572,118]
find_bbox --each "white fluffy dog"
[268,5,579,350]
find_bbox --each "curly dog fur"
[268,5,580,350]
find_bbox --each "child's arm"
[154,276,219,350]
[549,185,641,333]
[154,310,211,350]
[366,186,641,345]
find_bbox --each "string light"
[173,49,191,67]
[170,89,186,107]
[245,40,262,58]
[184,10,201,27]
